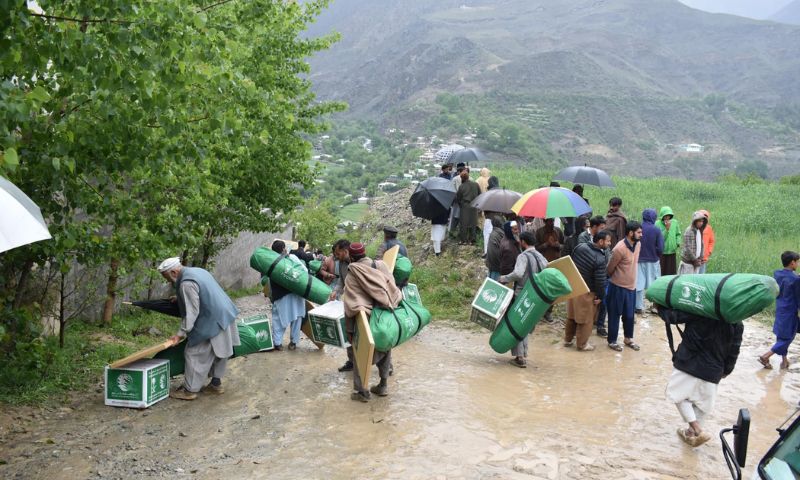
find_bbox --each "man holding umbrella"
[410,176,458,255]
[456,167,481,245]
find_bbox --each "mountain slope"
[304,0,800,179]
[770,0,800,24]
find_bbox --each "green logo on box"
[107,369,143,401]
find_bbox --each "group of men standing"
[482,192,719,361]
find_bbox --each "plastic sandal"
[624,341,641,351]
[608,343,623,352]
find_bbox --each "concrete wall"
[210,227,293,291]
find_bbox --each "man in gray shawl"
[159,257,240,400]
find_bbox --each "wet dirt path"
[2,295,799,479]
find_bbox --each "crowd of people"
[151,165,799,449]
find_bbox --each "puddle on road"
[2,309,799,479]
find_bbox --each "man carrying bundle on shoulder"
[266,240,307,351]
[659,307,743,448]
[342,242,402,402]
[498,231,548,368]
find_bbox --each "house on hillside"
[357,196,370,204]
[403,173,413,180]
[679,143,704,153]
[378,182,397,191]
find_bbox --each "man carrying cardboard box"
[158,257,240,400]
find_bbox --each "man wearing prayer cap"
[159,257,240,400]
[341,242,402,402]
[376,225,408,259]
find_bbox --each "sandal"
[758,356,773,369]
[624,340,641,351]
[608,343,623,352]
[781,359,791,370]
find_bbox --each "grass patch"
[410,248,485,321]
[339,203,369,222]
[0,310,179,405]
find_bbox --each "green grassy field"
[490,167,799,277]
[339,203,369,222]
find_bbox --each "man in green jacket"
[655,206,681,276]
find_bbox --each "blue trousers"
[488,271,500,281]
[272,314,302,346]
[771,337,794,356]
[606,282,636,344]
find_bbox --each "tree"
[0,0,344,338]
[293,199,339,253]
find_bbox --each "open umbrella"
[434,144,465,163]
[409,177,457,220]
[124,299,181,317]
[511,187,592,218]
[0,176,52,253]
[470,188,522,214]
[449,147,488,166]
[553,165,615,188]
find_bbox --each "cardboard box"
[308,300,349,348]
[545,256,590,303]
[470,277,514,331]
[241,313,274,351]
[105,358,170,409]
[402,283,421,304]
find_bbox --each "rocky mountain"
[305,0,800,178]
[770,0,800,24]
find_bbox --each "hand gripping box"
[308,300,349,348]
[105,358,170,409]
[470,277,514,331]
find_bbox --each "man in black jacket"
[659,307,743,448]
[565,231,611,351]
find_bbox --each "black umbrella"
[409,177,457,220]
[449,147,488,166]
[553,165,615,188]
[126,299,181,317]
[470,188,522,214]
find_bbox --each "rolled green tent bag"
[154,323,262,376]
[250,247,331,304]
[393,256,413,285]
[308,260,322,275]
[490,269,571,354]
[645,273,778,323]
[369,299,431,352]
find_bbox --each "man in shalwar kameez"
[159,257,240,401]
[342,242,402,402]
[456,167,481,245]
[267,240,307,351]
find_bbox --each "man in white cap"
[158,257,240,400]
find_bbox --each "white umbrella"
[434,144,465,163]
[0,176,52,253]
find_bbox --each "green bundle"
[154,323,262,377]
[490,269,571,353]
[369,299,431,352]
[393,256,413,285]
[250,247,331,304]
[308,260,322,275]
[646,274,778,323]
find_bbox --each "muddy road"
[1,294,799,479]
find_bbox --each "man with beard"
[328,239,354,372]
[606,221,642,352]
[534,218,565,262]
[159,257,240,400]
[605,197,627,247]
[456,166,481,245]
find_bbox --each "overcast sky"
[678,0,794,19]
